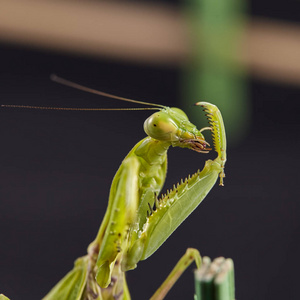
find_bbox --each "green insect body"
[79,102,225,299]
[38,102,226,300]
[8,77,227,300]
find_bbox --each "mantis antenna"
[0,105,160,111]
[0,75,164,111]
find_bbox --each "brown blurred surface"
[0,0,299,85]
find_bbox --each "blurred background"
[0,0,299,299]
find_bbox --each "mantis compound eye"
[144,111,178,141]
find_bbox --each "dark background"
[0,1,299,300]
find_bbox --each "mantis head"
[144,107,211,153]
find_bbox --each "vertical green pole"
[183,0,248,144]
[194,257,235,300]
[194,256,211,300]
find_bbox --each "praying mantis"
[2,76,226,300]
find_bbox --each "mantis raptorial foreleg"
[3,77,226,300]
[93,156,140,288]
[45,99,225,300]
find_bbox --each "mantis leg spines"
[139,159,222,261]
[196,102,227,185]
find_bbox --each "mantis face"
[143,107,211,153]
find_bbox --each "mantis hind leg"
[150,248,201,300]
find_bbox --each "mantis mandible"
[2,76,226,300]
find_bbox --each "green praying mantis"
[2,76,226,300]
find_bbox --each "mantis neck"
[134,137,171,229]
[134,136,171,166]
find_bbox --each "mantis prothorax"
[2,76,226,300]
